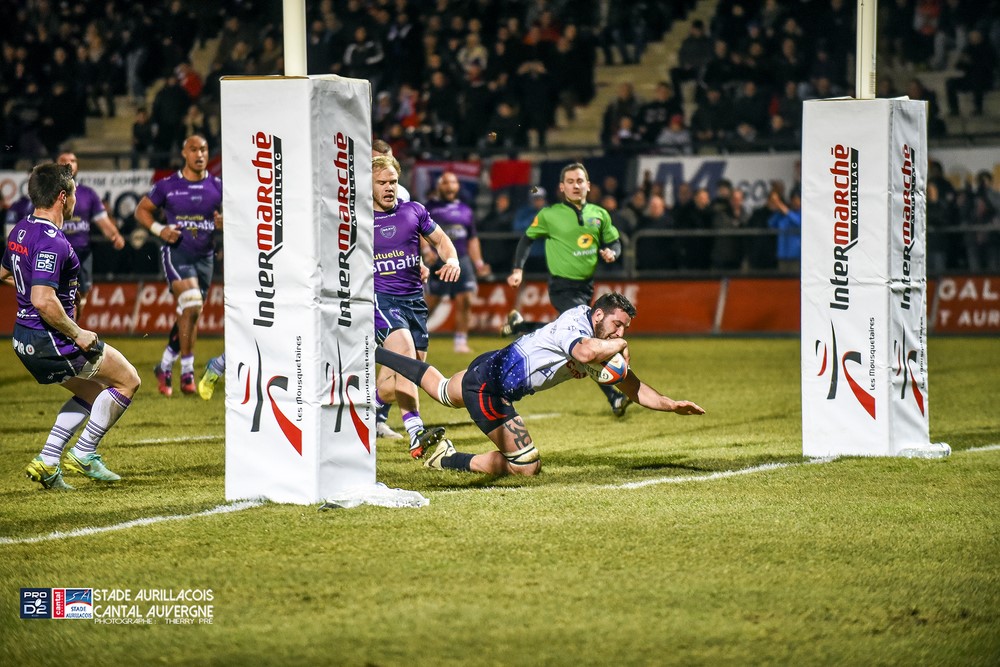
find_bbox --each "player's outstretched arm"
[617,369,705,415]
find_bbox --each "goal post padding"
[801,98,930,457]
[221,76,375,504]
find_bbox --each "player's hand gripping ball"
[587,352,628,385]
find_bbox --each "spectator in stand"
[181,104,212,150]
[962,171,1000,271]
[731,80,770,135]
[946,29,997,116]
[596,2,627,66]
[480,191,516,234]
[463,62,498,147]
[775,80,803,133]
[255,33,283,75]
[175,62,203,101]
[670,20,714,98]
[905,78,947,138]
[638,82,683,144]
[691,86,732,149]
[767,187,802,273]
[151,74,191,167]
[911,0,943,69]
[701,40,741,100]
[485,101,524,150]
[601,82,642,147]
[621,189,647,237]
[765,114,798,150]
[713,185,749,271]
[214,16,254,69]
[613,190,641,238]
[926,181,951,275]
[935,0,975,70]
[514,59,554,148]
[745,186,778,271]
[675,186,714,270]
[512,187,548,271]
[343,26,385,91]
[655,114,693,155]
[608,115,643,154]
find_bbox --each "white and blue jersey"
[479,305,594,401]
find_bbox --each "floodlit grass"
[0,336,997,666]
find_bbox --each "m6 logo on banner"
[221,75,375,504]
[801,98,944,458]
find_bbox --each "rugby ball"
[587,352,628,385]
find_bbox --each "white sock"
[160,346,179,371]
[71,388,131,458]
[181,355,194,376]
[40,397,91,465]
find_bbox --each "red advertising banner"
[931,276,1000,333]
[1,277,997,336]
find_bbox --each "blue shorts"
[462,351,520,435]
[12,324,104,384]
[375,293,429,351]
[161,246,214,296]
[427,256,478,298]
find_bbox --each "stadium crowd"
[1,0,999,275]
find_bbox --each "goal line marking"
[0,499,265,546]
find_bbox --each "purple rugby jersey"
[424,197,476,258]
[2,215,80,329]
[374,200,438,296]
[60,183,108,254]
[146,171,223,257]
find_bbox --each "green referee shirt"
[525,201,621,281]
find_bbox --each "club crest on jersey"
[379,225,396,238]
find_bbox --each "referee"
[503,162,630,417]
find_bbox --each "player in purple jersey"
[374,292,704,477]
[424,171,491,354]
[372,154,460,458]
[1,163,141,490]
[135,135,223,397]
[56,152,125,320]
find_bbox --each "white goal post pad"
[221,76,376,503]
[801,98,930,457]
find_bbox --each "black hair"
[594,292,636,318]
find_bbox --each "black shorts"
[462,351,519,435]
[161,246,214,296]
[549,276,594,313]
[375,292,430,351]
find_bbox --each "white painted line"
[0,500,265,546]
[607,462,794,489]
[966,444,1000,453]
[133,435,222,444]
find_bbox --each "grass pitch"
[0,336,998,666]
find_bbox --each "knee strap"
[503,444,539,466]
[177,288,203,313]
[438,379,457,408]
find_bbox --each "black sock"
[168,322,181,354]
[375,347,430,384]
[442,452,474,471]
[598,383,618,402]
